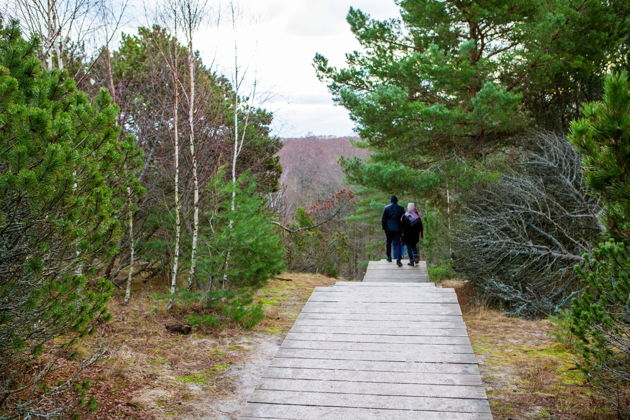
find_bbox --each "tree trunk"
[124,186,134,304]
[105,46,136,304]
[168,54,181,311]
[187,38,199,291]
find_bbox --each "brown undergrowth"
[441,279,614,419]
[63,273,335,419]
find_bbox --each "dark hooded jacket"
[381,199,405,233]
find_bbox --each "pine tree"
[0,22,140,417]
[197,172,285,292]
[566,72,630,414]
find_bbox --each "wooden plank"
[308,297,459,304]
[364,271,427,275]
[240,403,493,420]
[257,378,487,399]
[297,313,463,322]
[262,367,483,386]
[285,332,471,345]
[361,278,429,282]
[280,340,473,354]
[276,348,478,363]
[292,319,466,328]
[313,291,454,296]
[311,289,455,296]
[303,302,462,310]
[310,290,455,297]
[248,390,491,413]
[289,325,469,336]
[269,357,482,375]
[301,308,462,316]
[302,304,462,316]
[315,286,450,292]
[334,282,434,286]
[369,262,427,266]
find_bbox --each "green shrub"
[178,289,266,330]
[428,262,456,282]
[196,171,286,291]
[184,314,221,329]
[221,300,265,330]
[0,23,139,418]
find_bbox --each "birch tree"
[156,2,183,310]
[3,0,126,71]
[178,0,208,291]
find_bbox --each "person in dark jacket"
[381,195,405,266]
[401,202,423,266]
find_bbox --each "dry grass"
[441,279,614,419]
[65,273,336,419]
[39,273,615,419]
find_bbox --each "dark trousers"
[385,231,402,261]
[407,243,418,263]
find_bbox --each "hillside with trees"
[277,136,369,218]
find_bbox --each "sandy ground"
[193,333,282,419]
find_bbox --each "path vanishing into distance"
[240,260,492,419]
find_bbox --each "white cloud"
[121,0,400,138]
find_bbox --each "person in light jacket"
[401,202,423,266]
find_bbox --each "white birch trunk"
[46,0,54,69]
[168,45,181,311]
[187,38,199,291]
[124,186,134,304]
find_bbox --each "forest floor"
[442,279,614,419]
[67,274,613,419]
[69,273,335,419]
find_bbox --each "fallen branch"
[271,207,341,234]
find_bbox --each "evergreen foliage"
[315,0,628,272]
[569,71,630,241]
[565,72,630,414]
[0,22,140,417]
[197,171,286,291]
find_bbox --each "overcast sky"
[185,0,401,138]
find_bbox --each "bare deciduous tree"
[178,0,208,291]
[453,132,603,317]
[3,0,126,71]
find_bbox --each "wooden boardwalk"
[240,260,491,419]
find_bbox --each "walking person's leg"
[393,234,402,266]
[385,232,393,262]
[407,243,415,266]
[413,244,419,263]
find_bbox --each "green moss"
[147,357,168,366]
[207,364,230,374]
[263,326,282,335]
[176,373,208,384]
[259,298,280,306]
[227,345,245,351]
[209,349,225,358]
